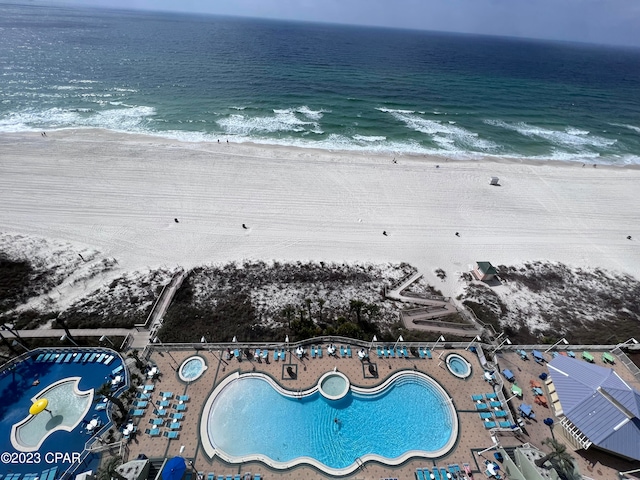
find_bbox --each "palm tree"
[535,438,577,479]
[96,382,128,418]
[317,299,326,323]
[56,317,76,343]
[281,305,295,329]
[349,299,365,325]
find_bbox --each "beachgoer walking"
[383,231,387,236]
[242,223,248,229]
[455,232,460,237]
[174,218,179,223]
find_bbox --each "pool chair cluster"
[375,345,413,358]
[5,467,59,480]
[206,473,261,480]
[472,393,512,429]
[134,391,189,439]
[34,350,115,366]
[415,463,465,480]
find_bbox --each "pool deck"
[124,346,639,479]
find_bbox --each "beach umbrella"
[29,398,51,416]
[161,456,186,480]
[544,417,554,426]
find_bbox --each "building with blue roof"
[547,355,640,462]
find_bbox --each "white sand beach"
[1,129,639,297]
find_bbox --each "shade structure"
[29,398,49,415]
[532,350,544,360]
[519,403,532,417]
[161,456,187,480]
[502,369,514,381]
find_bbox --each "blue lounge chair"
[177,395,189,402]
[104,355,114,365]
[161,392,173,398]
[95,403,107,411]
[55,354,65,363]
[317,346,322,358]
[485,392,497,400]
[88,353,97,362]
[135,401,148,408]
[112,364,124,374]
[340,346,346,357]
[234,475,241,480]
[261,349,269,360]
[377,346,384,357]
[233,349,240,359]
[440,468,448,479]
[310,346,316,358]
[36,353,44,362]
[489,401,501,408]
[254,475,261,480]
[484,421,496,429]
[499,421,512,428]
[471,394,484,401]
[479,412,493,419]
[280,349,286,361]
[169,422,181,430]
[42,353,52,362]
[175,404,186,411]
[96,353,105,363]
[165,431,180,439]
[154,409,167,416]
[74,353,83,363]
[226,476,233,480]
[432,468,441,480]
[495,410,507,418]
[171,412,184,420]
[402,346,409,358]
[347,346,352,358]
[156,400,170,408]
[143,384,154,391]
[475,403,488,410]
[273,349,279,361]
[208,474,215,480]
[148,428,160,436]
[425,348,432,359]
[130,409,145,416]
[418,347,425,359]
[415,468,426,480]
[150,418,164,425]
[389,347,396,358]
[81,352,90,362]
[448,465,457,478]
[63,353,72,362]
[137,393,150,400]
[567,350,576,358]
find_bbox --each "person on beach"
[383,231,387,236]
[242,223,248,229]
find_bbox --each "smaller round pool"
[446,354,472,379]
[317,371,350,400]
[179,356,207,382]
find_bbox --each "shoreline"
[3,127,639,170]
[1,129,639,298]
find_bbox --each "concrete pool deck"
[125,346,639,479]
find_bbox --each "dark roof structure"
[548,355,640,461]
[476,262,497,275]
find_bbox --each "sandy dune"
[1,129,638,297]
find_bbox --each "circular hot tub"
[317,371,350,400]
[445,354,472,379]
[179,356,207,382]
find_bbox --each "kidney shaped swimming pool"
[201,371,458,475]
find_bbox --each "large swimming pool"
[202,371,457,475]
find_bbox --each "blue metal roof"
[548,355,640,461]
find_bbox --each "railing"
[611,346,640,382]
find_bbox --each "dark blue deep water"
[2,2,640,163]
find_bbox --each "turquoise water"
[180,357,205,380]
[447,356,471,376]
[2,3,640,163]
[207,374,454,469]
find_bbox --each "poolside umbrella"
[544,417,554,426]
[29,398,51,416]
[161,456,186,480]
[532,350,544,361]
[519,403,532,417]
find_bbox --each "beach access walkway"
[387,273,483,336]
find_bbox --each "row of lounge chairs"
[34,351,115,365]
[204,474,260,480]
[376,345,417,358]
[470,392,497,402]
[415,464,467,480]
[3,467,59,480]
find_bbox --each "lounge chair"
[479,412,493,419]
[485,392,497,400]
[425,348,432,359]
[498,421,512,428]
[489,401,501,408]
[402,346,409,358]
[169,422,181,430]
[94,403,107,411]
[147,428,160,436]
[431,468,441,480]
[377,346,384,357]
[131,409,145,416]
[415,468,426,480]
[280,349,286,361]
[161,392,173,399]
[175,404,186,411]
[253,474,261,480]
[136,401,148,408]
[567,350,576,358]
[439,468,448,480]
[346,346,352,358]
[340,346,346,357]
[582,351,594,362]
[310,346,316,359]
[154,409,167,416]
[273,349,279,361]
[165,431,179,439]
[177,395,189,402]
[389,347,396,358]
[137,393,151,400]
[602,352,615,364]
[234,349,240,359]
[471,394,484,401]
[171,412,184,420]
[96,353,105,363]
[317,346,322,358]
[475,403,488,410]
[494,410,507,418]
[156,400,170,408]
[208,474,216,480]
[104,355,114,365]
[143,385,154,391]
[234,475,241,480]
[484,421,497,429]
[418,347,425,359]
[150,418,164,425]
[261,349,268,359]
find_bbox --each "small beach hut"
[472,262,497,282]
[489,176,500,186]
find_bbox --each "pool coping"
[200,369,459,476]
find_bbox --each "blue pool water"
[179,357,205,381]
[207,373,455,470]
[0,349,124,476]
[446,354,472,379]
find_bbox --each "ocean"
[2,2,640,164]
